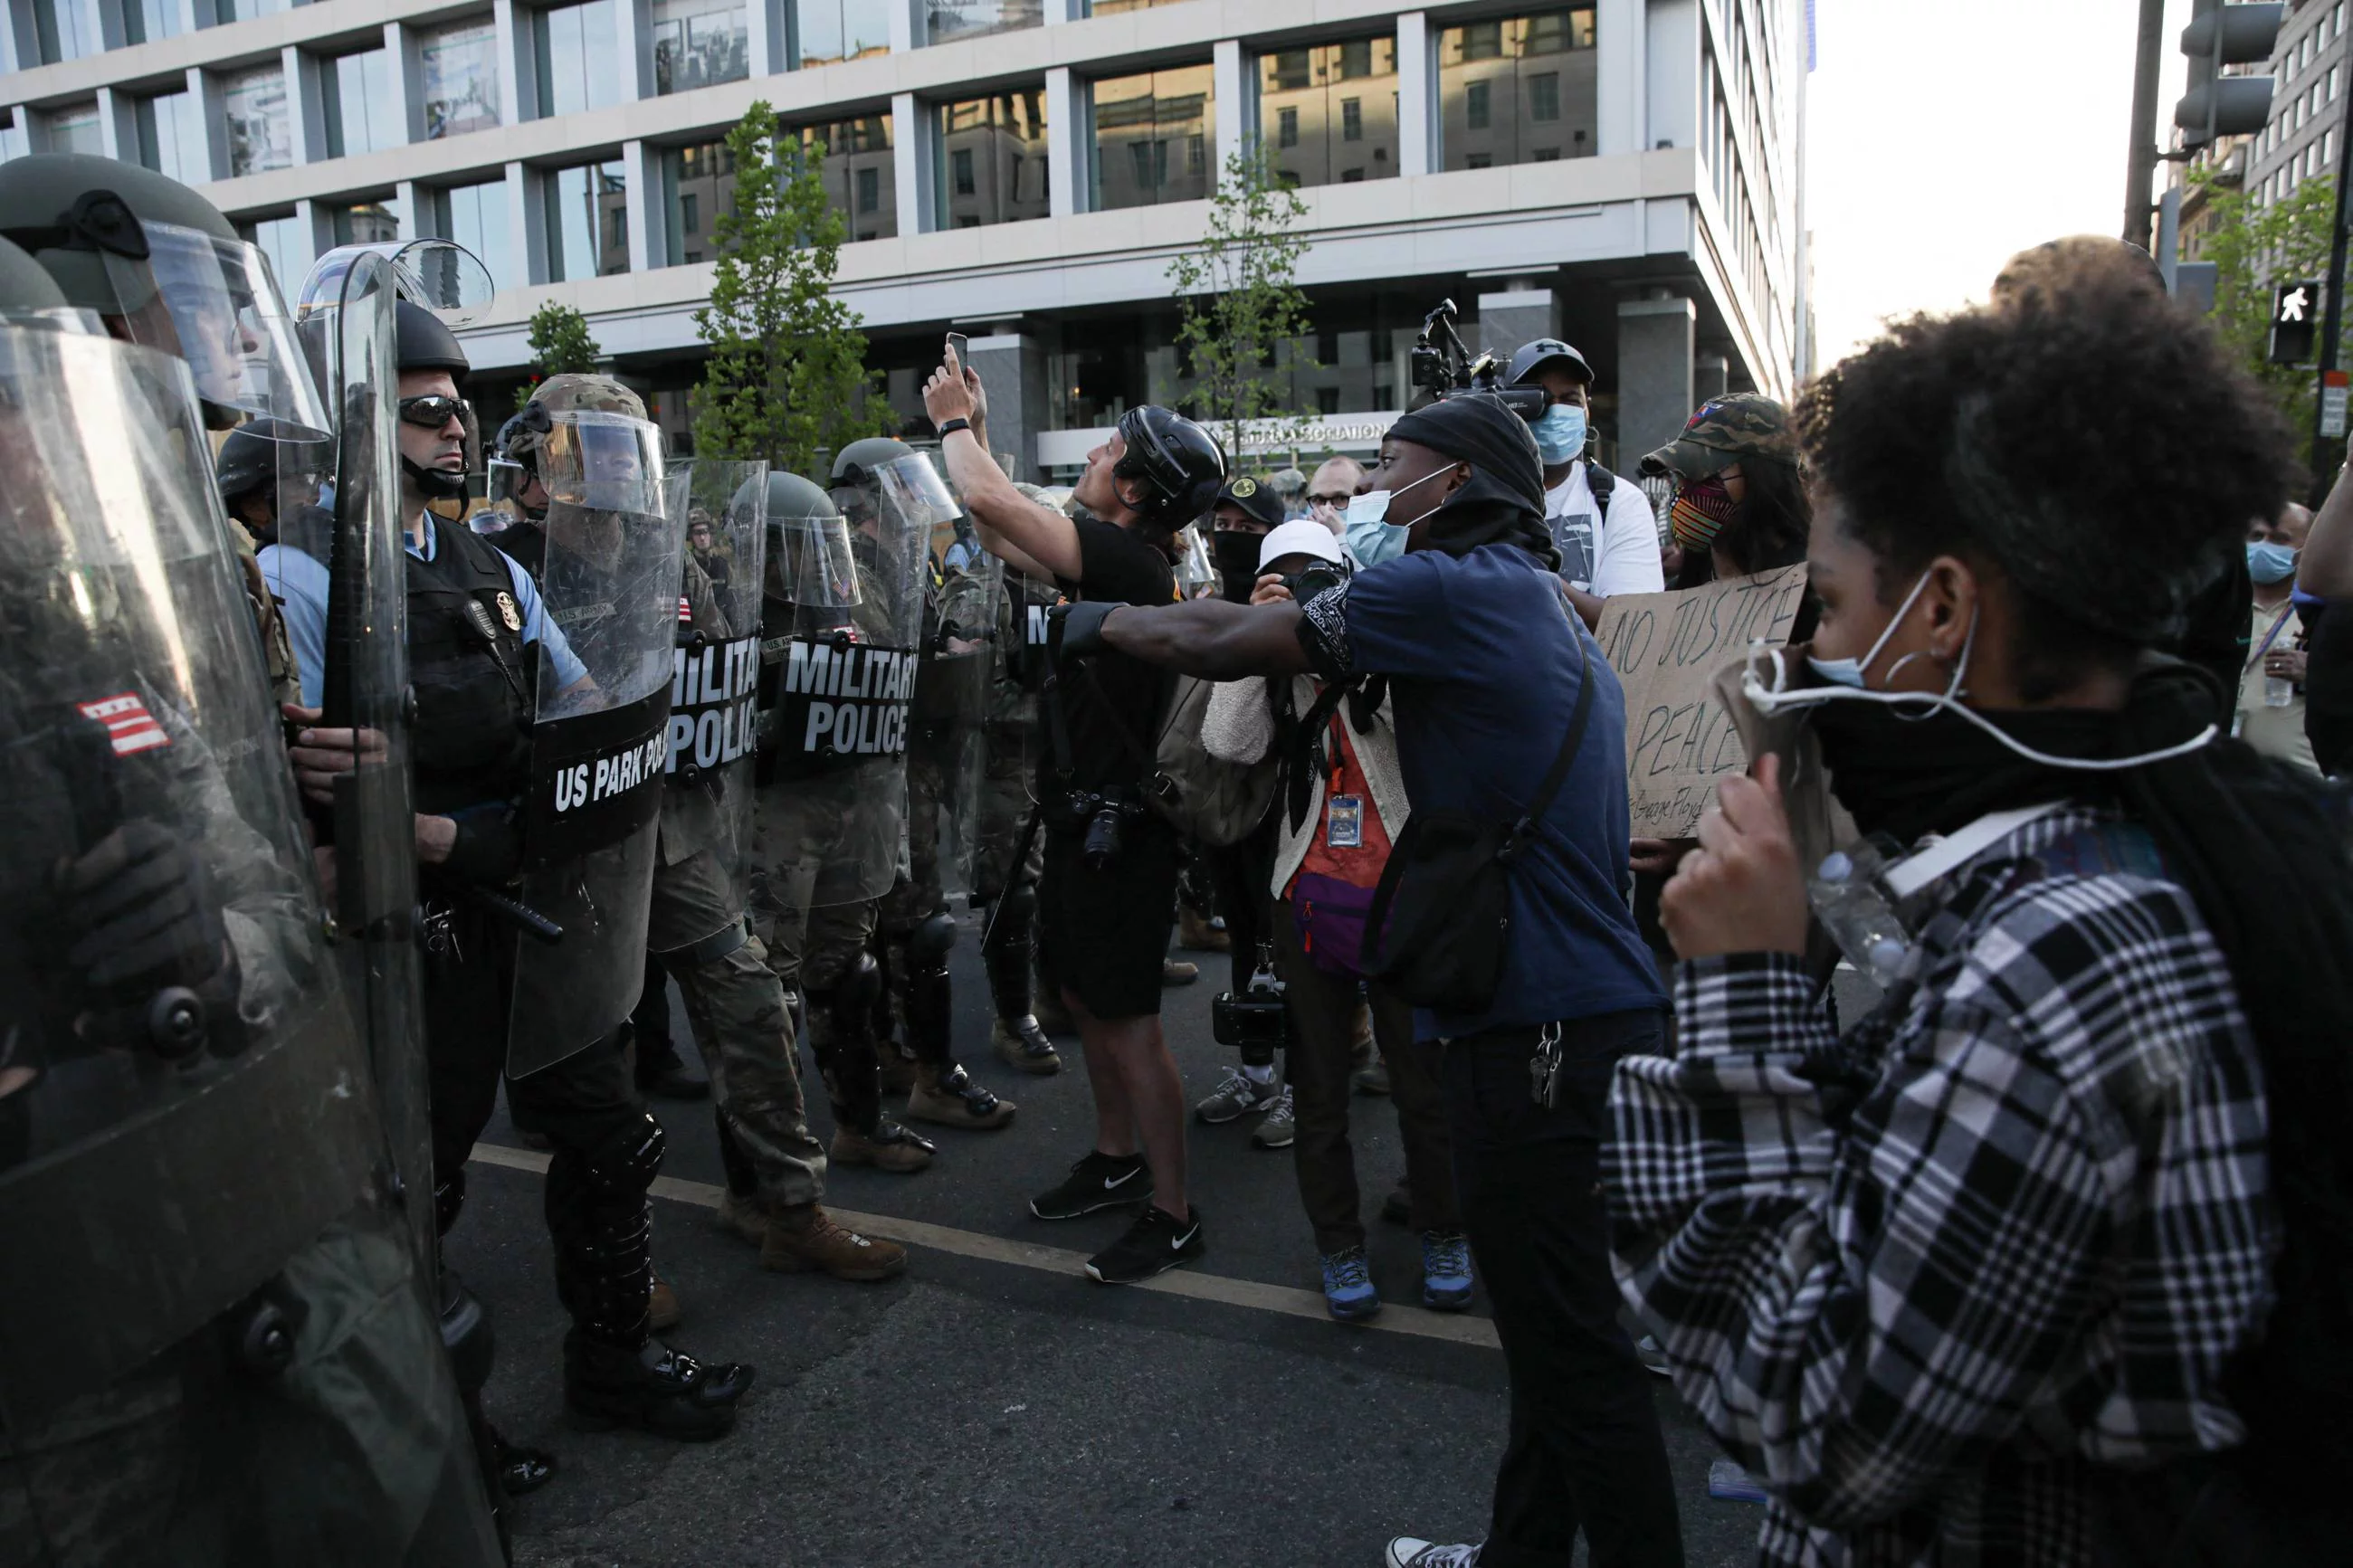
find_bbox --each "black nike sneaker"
[1085,1202,1205,1285]
[1029,1150,1152,1220]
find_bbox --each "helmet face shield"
[873,451,962,533]
[474,455,542,535]
[299,239,496,327]
[538,410,662,514]
[105,221,329,438]
[769,514,862,609]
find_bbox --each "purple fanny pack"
[1291,870,1383,979]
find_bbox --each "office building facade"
[3,0,1807,478]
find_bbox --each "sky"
[1805,0,2193,367]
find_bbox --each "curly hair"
[1796,275,2295,698]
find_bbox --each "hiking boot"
[1385,1540,1481,1568]
[1195,1067,1280,1126]
[907,1062,1015,1130]
[649,1272,682,1332]
[563,1336,754,1442]
[1030,1150,1151,1220]
[830,1119,934,1174]
[1161,956,1199,986]
[992,1014,1063,1075]
[1319,1244,1381,1321]
[877,1043,919,1097]
[1177,906,1231,952]
[714,1191,768,1247]
[1251,1085,1297,1149]
[634,1037,710,1101]
[1085,1202,1205,1285]
[762,1204,907,1282]
[1421,1231,1474,1312]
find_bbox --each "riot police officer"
[278,302,755,1441]
[214,416,333,550]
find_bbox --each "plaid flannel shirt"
[1606,808,2275,1565]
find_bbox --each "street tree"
[517,300,602,409]
[693,101,892,473]
[1168,147,1317,467]
[2187,167,2339,465]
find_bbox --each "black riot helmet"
[216,416,330,508]
[1113,405,1226,537]
[0,234,70,318]
[395,299,471,501]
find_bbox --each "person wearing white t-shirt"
[1506,337,1665,628]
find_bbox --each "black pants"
[1444,1013,1683,1568]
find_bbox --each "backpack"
[1148,674,1281,847]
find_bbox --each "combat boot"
[992,1013,1062,1074]
[877,1041,919,1097]
[908,1061,1015,1130]
[762,1203,908,1281]
[831,1117,935,1173]
[715,1189,768,1246]
[1178,905,1231,952]
[564,1335,755,1441]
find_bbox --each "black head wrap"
[1386,394,1558,570]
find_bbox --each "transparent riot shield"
[507,410,682,1076]
[757,455,936,908]
[660,457,768,905]
[0,326,500,1564]
[919,508,1003,895]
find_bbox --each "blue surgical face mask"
[1530,403,1587,466]
[2248,539,2300,585]
[1342,467,1450,567]
[1806,570,1936,689]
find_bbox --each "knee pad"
[981,883,1037,956]
[828,951,882,1038]
[910,909,957,969]
[580,1109,667,1199]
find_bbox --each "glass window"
[793,0,890,67]
[857,165,879,212]
[214,0,291,20]
[423,20,502,139]
[798,115,897,239]
[1086,0,1183,12]
[321,47,405,159]
[238,214,307,299]
[1439,8,1596,172]
[123,0,179,44]
[48,104,103,157]
[31,0,101,62]
[546,160,629,280]
[663,137,734,264]
[134,89,208,185]
[222,65,292,177]
[329,195,408,246]
[1090,65,1211,211]
[1258,38,1396,190]
[536,0,624,119]
[936,90,1047,228]
[654,0,749,94]
[425,176,515,294]
[926,0,1041,47]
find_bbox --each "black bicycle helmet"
[1113,405,1225,533]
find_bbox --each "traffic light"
[2175,2,2283,150]
[2272,280,2322,364]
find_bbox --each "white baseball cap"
[1258,518,1347,571]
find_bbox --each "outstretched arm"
[1095,598,1312,679]
[2302,460,2353,597]
[925,344,1080,582]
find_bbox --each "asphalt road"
[451,901,1772,1568]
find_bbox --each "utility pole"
[2124,0,2169,248]
[2313,72,2353,499]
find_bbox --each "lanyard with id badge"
[1322,717,1364,850]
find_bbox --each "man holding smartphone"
[921,343,1226,1285]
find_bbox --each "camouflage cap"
[529,371,647,422]
[1638,392,1797,482]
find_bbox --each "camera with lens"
[1212,941,1291,1052]
[1060,789,1150,872]
[1411,299,1547,423]
[1282,558,1348,604]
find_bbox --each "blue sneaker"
[1319,1245,1381,1321]
[1421,1231,1474,1311]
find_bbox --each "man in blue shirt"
[1064,394,1682,1568]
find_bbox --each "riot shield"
[757,455,936,908]
[507,408,682,1076]
[0,325,500,1563]
[662,457,768,903]
[918,505,1003,895]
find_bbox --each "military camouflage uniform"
[230,517,301,708]
[653,559,830,1209]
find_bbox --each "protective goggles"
[398,393,472,431]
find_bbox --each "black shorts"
[1037,819,1181,1021]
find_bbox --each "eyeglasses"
[1306,492,1354,508]
[397,394,472,431]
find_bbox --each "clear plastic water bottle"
[1807,842,1911,986]
[2265,673,2294,708]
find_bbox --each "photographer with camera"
[1057,392,1681,1568]
[922,345,1227,1286]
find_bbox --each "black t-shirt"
[1050,516,1175,791]
[2175,547,2253,705]
[2303,600,2353,774]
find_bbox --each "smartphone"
[946,330,968,366]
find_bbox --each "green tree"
[1168,147,1317,465]
[692,102,892,472]
[515,300,601,409]
[2188,167,2339,465]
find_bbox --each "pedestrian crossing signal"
[2272,280,2321,366]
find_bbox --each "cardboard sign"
[1593,564,1810,838]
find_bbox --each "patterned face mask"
[1669,474,1740,552]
